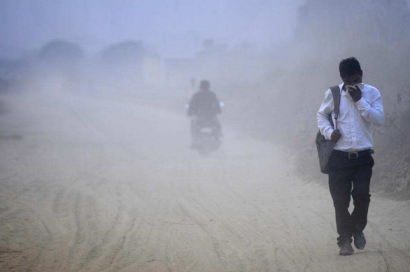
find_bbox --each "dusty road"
[0,89,409,272]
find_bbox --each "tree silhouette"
[100,40,147,65]
[295,0,410,56]
[39,39,84,66]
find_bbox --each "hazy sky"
[0,0,303,58]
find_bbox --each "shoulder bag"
[315,86,341,174]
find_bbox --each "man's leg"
[211,117,223,139]
[351,157,373,234]
[329,168,355,246]
[190,119,199,146]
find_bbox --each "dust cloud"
[1,1,410,271]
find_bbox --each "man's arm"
[355,89,385,126]
[187,94,197,116]
[211,92,222,114]
[317,90,335,140]
[214,95,222,114]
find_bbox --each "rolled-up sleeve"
[317,90,334,140]
[355,89,385,126]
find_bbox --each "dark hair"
[339,57,362,78]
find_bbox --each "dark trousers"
[328,150,374,246]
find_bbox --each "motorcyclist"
[187,80,222,146]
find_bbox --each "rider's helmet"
[200,80,210,91]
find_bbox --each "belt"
[333,149,373,159]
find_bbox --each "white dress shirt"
[317,83,385,152]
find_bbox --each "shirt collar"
[339,83,345,92]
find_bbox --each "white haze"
[0,0,303,58]
[1,0,410,190]
[1,1,410,270]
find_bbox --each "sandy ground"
[0,89,409,272]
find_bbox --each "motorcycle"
[186,102,224,155]
[191,117,221,154]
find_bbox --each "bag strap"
[330,85,341,129]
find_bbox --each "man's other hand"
[349,86,362,102]
[331,129,342,142]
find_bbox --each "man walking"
[317,57,384,255]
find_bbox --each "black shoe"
[353,232,366,250]
[339,242,354,256]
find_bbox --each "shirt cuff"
[355,98,369,110]
[325,127,334,140]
